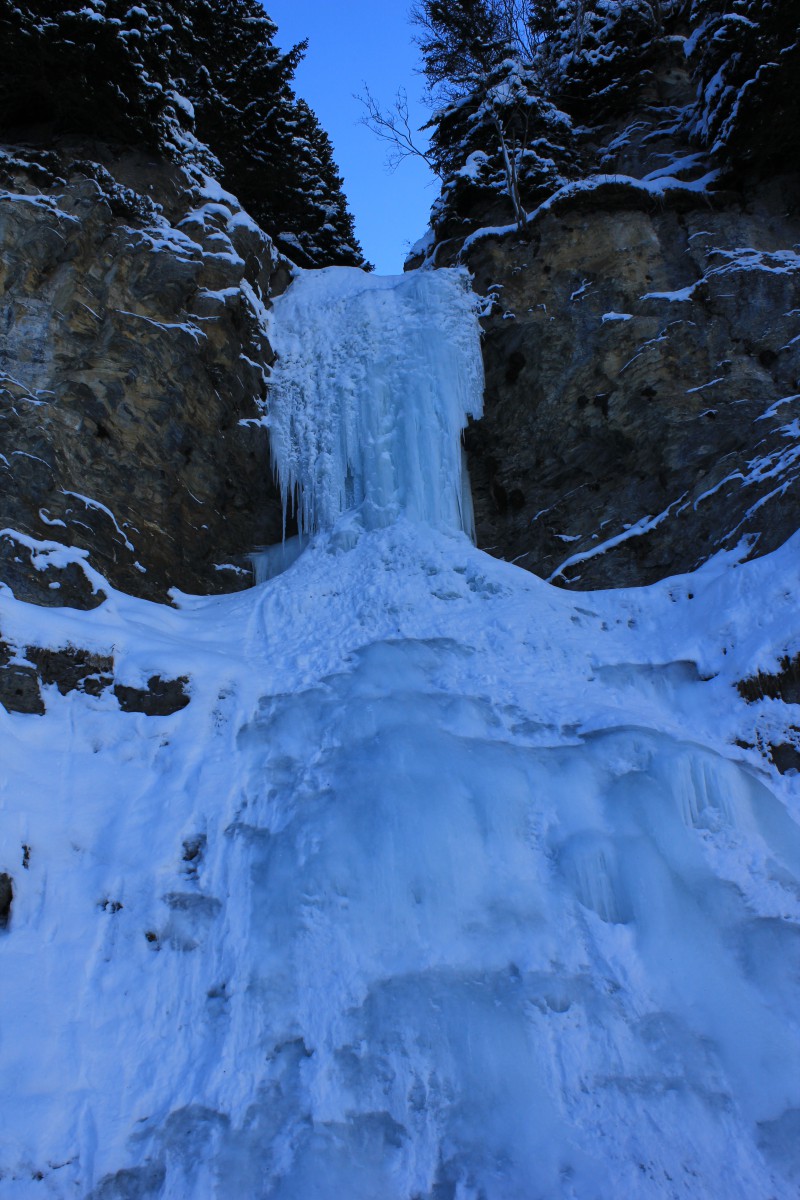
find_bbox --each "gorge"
[1,2,800,1197]
[2,258,800,1197]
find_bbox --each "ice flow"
[266,266,484,537]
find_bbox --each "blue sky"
[265,1,437,273]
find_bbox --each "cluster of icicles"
[261,266,484,568]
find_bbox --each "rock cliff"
[0,139,288,607]
[415,36,800,588]
[464,178,800,587]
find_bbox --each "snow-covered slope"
[3,522,800,1198]
[2,267,800,1199]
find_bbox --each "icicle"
[266,266,484,538]
[248,535,307,584]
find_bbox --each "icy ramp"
[2,523,800,1196]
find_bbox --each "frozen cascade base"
[1,519,800,1197]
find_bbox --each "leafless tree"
[487,88,531,229]
[496,0,538,58]
[355,85,442,177]
[496,122,528,228]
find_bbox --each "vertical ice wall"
[266,266,484,537]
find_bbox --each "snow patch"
[1,521,800,1197]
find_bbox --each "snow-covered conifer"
[0,0,365,267]
[0,0,172,145]
[427,56,577,235]
[686,0,800,174]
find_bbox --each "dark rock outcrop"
[0,639,45,714]
[464,182,800,586]
[447,48,800,587]
[0,873,12,929]
[737,654,800,706]
[27,644,114,696]
[1,139,289,605]
[735,654,800,775]
[114,675,189,715]
[0,631,188,716]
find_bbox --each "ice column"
[266,266,484,537]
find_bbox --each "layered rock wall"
[465,183,800,586]
[0,140,288,606]
[426,39,800,586]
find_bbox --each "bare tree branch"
[355,84,442,177]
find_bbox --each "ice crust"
[266,267,484,538]
[1,264,800,1197]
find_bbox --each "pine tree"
[428,57,577,233]
[544,0,674,117]
[412,0,512,97]
[412,0,577,234]
[0,0,365,268]
[686,0,800,175]
[266,98,363,267]
[0,0,172,145]
[169,0,364,267]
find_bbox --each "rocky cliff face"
[3,46,798,616]
[424,41,800,587]
[464,182,800,587]
[0,139,288,607]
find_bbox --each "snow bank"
[2,256,800,1197]
[1,517,800,1197]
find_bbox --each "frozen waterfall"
[3,266,800,1200]
[265,266,484,538]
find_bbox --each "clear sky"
[264,1,437,274]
